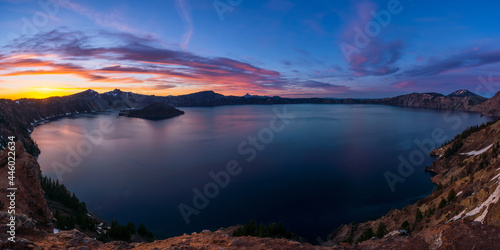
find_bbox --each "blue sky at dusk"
[1,0,500,99]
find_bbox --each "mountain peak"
[70,89,99,97]
[104,89,131,97]
[83,89,98,94]
[242,93,275,98]
[448,89,475,97]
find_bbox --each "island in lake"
[119,102,185,120]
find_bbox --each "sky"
[1,0,500,99]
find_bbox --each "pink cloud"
[392,81,416,89]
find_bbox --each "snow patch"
[451,209,467,221]
[474,182,500,223]
[465,174,500,223]
[451,174,500,222]
[459,144,493,156]
[456,191,463,197]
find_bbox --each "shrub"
[447,189,456,203]
[375,223,387,238]
[439,198,447,209]
[415,209,423,222]
[233,221,298,241]
[400,221,410,231]
[357,228,373,243]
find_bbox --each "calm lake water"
[32,104,493,241]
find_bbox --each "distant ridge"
[242,93,278,99]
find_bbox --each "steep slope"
[352,221,500,249]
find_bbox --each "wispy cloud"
[391,80,416,89]
[176,0,194,50]
[402,49,500,77]
[60,1,147,36]
[339,1,404,77]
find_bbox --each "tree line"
[41,175,154,242]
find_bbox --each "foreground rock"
[26,228,325,250]
[351,221,500,250]
[120,102,184,120]
[5,222,500,249]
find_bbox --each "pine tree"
[375,223,387,238]
[415,209,423,222]
[127,222,136,234]
[400,221,410,231]
[447,189,456,203]
[138,223,148,236]
[439,198,447,209]
[357,228,373,242]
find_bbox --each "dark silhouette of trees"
[439,198,447,209]
[357,227,373,242]
[415,209,423,222]
[233,220,299,241]
[400,221,410,231]
[40,175,96,231]
[447,189,456,203]
[375,222,387,238]
[137,223,154,238]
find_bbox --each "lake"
[31,104,493,241]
